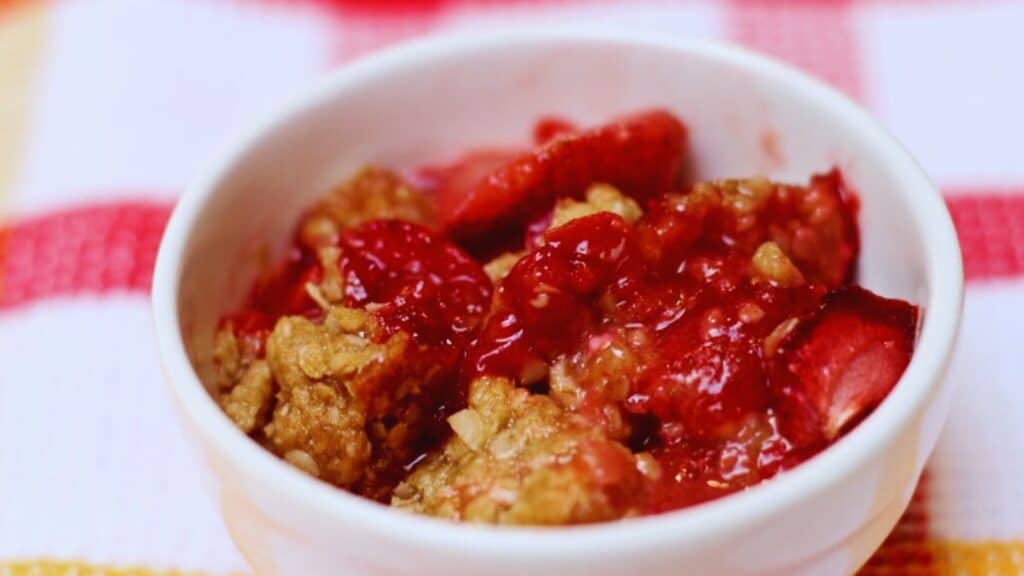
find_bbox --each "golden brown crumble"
[213,326,257,392]
[221,360,274,434]
[392,377,656,525]
[483,252,522,283]
[550,183,643,230]
[549,327,655,442]
[259,308,388,486]
[299,166,434,250]
[265,382,371,486]
[264,308,387,400]
[213,304,451,498]
[751,241,806,288]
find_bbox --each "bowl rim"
[152,29,963,559]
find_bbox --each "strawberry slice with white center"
[770,286,919,446]
[434,109,687,242]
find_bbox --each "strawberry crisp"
[213,110,919,524]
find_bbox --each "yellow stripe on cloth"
[0,561,245,576]
[0,0,47,214]
[861,540,1024,575]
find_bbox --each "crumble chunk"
[213,324,264,391]
[549,183,643,230]
[306,246,345,307]
[261,308,388,487]
[221,360,274,433]
[638,173,854,288]
[393,377,657,525]
[213,328,243,390]
[299,166,435,250]
[691,174,854,287]
[751,241,806,288]
[215,325,277,433]
[264,307,389,400]
[265,381,371,487]
[549,327,655,441]
[483,252,522,283]
[259,306,446,497]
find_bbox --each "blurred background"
[0,0,1021,574]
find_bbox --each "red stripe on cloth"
[234,0,443,15]
[0,226,9,304]
[946,193,1024,281]
[726,1,864,100]
[0,201,173,309]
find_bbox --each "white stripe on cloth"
[11,0,333,217]
[438,0,724,39]
[0,297,246,573]
[929,279,1024,540]
[855,1,1024,189]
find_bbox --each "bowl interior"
[178,36,931,386]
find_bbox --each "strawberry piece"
[465,212,637,378]
[436,109,688,242]
[633,331,768,444]
[533,116,577,145]
[219,309,275,358]
[232,247,323,344]
[770,286,919,446]
[337,219,493,348]
[418,149,521,204]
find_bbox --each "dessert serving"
[211,110,919,526]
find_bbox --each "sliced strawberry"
[533,116,577,145]
[418,149,521,204]
[436,109,688,242]
[770,286,919,446]
[632,334,768,443]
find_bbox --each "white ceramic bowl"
[153,31,963,576]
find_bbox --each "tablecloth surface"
[1,0,1022,574]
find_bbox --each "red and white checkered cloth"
[1,1,1022,574]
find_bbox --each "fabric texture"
[0,0,1021,574]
